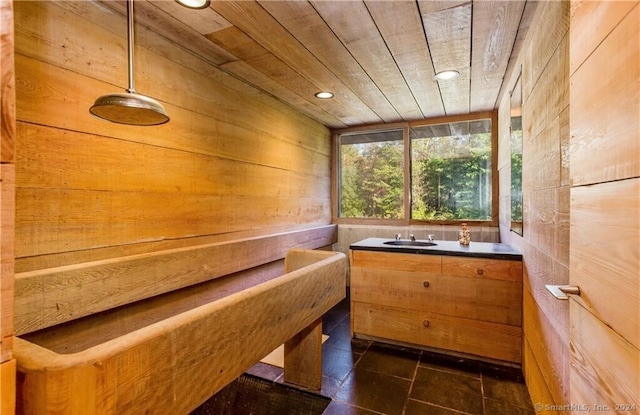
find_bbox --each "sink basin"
[383,240,437,247]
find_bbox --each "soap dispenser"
[459,223,470,245]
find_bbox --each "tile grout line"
[400,351,422,415]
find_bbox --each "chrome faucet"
[427,234,434,242]
[410,234,416,241]
[395,233,402,241]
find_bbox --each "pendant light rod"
[126,0,136,94]
[89,0,169,126]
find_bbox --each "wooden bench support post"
[283,317,323,391]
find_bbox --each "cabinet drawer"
[352,302,522,363]
[442,256,522,282]
[350,250,442,273]
[351,267,522,326]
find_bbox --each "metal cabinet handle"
[423,281,430,288]
[545,284,581,300]
[476,268,484,276]
[423,320,430,328]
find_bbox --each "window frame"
[332,111,498,226]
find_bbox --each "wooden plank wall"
[1,0,16,413]
[13,0,331,268]
[12,2,331,271]
[497,0,570,407]
[569,1,639,407]
[7,1,334,409]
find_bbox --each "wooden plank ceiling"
[105,0,538,129]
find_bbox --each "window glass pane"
[410,119,492,220]
[339,130,404,219]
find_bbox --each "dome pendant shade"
[90,0,169,126]
[90,92,169,126]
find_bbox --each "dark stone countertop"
[349,237,522,260]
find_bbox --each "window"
[338,129,404,219]
[410,119,493,221]
[335,114,495,223]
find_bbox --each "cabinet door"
[442,256,522,281]
[352,267,521,325]
[352,302,522,363]
[350,250,442,272]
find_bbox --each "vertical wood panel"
[1,359,16,415]
[1,1,16,412]
[1,0,15,163]
[0,165,14,362]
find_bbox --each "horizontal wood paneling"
[15,119,330,258]
[570,301,639,409]
[570,4,640,186]
[571,169,640,351]
[523,284,569,404]
[14,0,332,271]
[14,1,331,148]
[350,250,441,273]
[522,1,569,101]
[353,302,522,363]
[525,186,570,268]
[15,56,329,175]
[17,187,329,257]
[522,336,554,409]
[569,1,637,76]
[569,2,640,408]
[441,256,522,282]
[20,261,284,354]
[16,122,329,192]
[351,267,521,326]
[497,0,571,406]
[350,248,522,363]
[15,225,337,335]
[525,36,569,148]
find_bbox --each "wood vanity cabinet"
[349,249,523,363]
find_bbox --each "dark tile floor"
[246,296,534,415]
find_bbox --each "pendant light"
[90,0,169,126]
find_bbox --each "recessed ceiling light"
[315,91,334,99]
[434,70,460,81]
[175,0,210,9]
